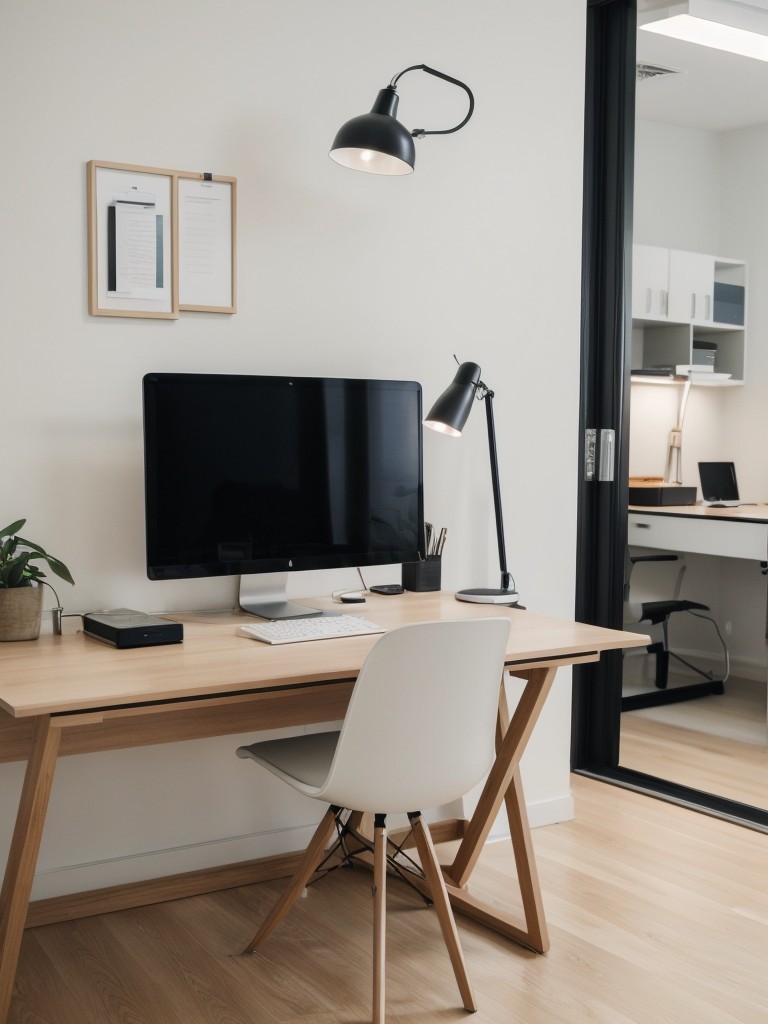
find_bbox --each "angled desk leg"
[0,716,61,1024]
[443,665,557,953]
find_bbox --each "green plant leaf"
[6,555,31,588]
[44,556,75,586]
[0,523,74,589]
[0,519,26,538]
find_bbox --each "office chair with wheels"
[236,617,511,1024]
[622,550,729,711]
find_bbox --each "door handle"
[598,429,615,482]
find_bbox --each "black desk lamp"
[329,64,474,175]
[424,361,519,606]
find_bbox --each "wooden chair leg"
[372,816,387,1024]
[241,805,339,954]
[410,813,476,1013]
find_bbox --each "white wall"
[633,120,721,253]
[0,0,586,899]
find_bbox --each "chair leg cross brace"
[310,810,431,904]
[242,807,476,1021]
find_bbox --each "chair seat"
[640,599,709,625]
[237,731,340,795]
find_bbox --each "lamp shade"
[423,362,481,436]
[329,87,416,175]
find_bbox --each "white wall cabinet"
[632,245,747,384]
[632,244,669,319]
[668,249,714,323]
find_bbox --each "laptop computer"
[698,461,741,507]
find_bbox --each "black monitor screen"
[142,373,424,580]
[698,461,739,502]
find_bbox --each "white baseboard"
[30,822,324,902]
[487,793,574,844]
[31,793,576,901]
[627,644,766,684]
[723,655,767,683]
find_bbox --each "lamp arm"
[482,387,511,591]
[389,64,474,138]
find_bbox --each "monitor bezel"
[142,371,425,582]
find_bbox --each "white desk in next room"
[628,503,768,564]
[628,504,768,713]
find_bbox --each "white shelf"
[630,374,743,387]
[631,245,747,384]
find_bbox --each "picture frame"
[177,173,237,313]
[87,160,177,319]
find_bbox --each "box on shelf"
[692,339,717,367]
[713,282,745,325]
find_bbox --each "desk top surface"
[0,592,646,719]
[629,503,768,524]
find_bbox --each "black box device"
[83,609,183,648]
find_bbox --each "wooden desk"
[0,592,646,1023]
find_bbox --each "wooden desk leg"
[0,716,61,1024]
[445,666,557,953]
[495,691,549,953]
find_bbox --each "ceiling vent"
[636,62,684,81]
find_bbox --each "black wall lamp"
[329,64,474,175]
[424,361,519,606]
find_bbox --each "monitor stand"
[239,572,323,620]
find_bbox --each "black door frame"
[573,0,768,832]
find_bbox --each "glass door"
[619,0,768,812]
[575,0,768,830]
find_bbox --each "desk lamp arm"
[481,386,511,591]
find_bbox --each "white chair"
[236,617,511,1023]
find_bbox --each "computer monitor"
[142,372,424,618]
[698,461,740,506]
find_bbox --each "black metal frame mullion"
[573,0,636,770]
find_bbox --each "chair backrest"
[625,549,686,624]
[314,617,511,813]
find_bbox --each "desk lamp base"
[456,587,519,606]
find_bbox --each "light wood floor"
[10,775,768,1024]
[621,673,768,808]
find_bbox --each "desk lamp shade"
[423,362,481,436]
[424,361,519,605]
[329,64,474,176]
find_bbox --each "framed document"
[177,174,237,313]
[87,161,177,319]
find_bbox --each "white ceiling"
[636,28,768,132]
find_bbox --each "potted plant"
[0,519,75,641]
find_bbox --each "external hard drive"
[83,608,183,648]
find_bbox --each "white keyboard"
[237,614,385,645]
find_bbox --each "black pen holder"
[402,556,441,592]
